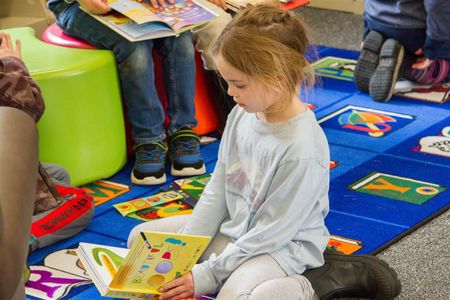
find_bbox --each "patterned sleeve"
[0,56,45,122]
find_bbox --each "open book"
[77,231,211,298]
[87,0,219,41]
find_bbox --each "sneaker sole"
[171,164,206,177]
[369,39,404,102]
[324,251,402,300]
[131,172,166,185]
[354,31,384,92]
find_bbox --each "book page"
[108,0,161,24]
[140,0,217,32]
[109,231,211,294]
[78,243,128,293]
[91,11,175,41]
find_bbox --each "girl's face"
[215,54,281,114]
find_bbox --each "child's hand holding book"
[158,272,195,300]
[78,0,112,14]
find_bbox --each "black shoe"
[131,142,167,185]
[303,250,401,300]
[168,127,205,177]
[354,31,385,93]
[369,39,405,102]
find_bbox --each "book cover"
[327,235,362,255]
[87,0,219,41]
[173,173,211,201]
[81,180,130,207]
[78,231,211,298]
[113,190,185,216]
[127,198,194,221]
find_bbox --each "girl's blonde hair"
[212,4,314,114]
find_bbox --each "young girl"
[128,4,330,300]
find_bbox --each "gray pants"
[128,215,318,300]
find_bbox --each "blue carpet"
[26,47,450,299]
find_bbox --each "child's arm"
[190,158,330,296]
[178,128,229,238]
[0,33,45,122]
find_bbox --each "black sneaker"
[354,31,385,93]
[303,249,401,300]
[168,127,206,177]
[369,39,405,102]
[131,142,167,185]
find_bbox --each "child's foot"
[131,141,167,185]
[303,249,401,300]
[354,30,385,93]
[369,38,404,102]
[168,127,205,177]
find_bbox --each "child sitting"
[128,4,401,300]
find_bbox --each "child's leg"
[41,162,71,186]
[217,254,317,300]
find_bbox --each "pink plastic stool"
[42,23,96,49]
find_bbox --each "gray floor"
[295,6,450,300]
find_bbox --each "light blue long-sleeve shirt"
[180,106,330,296]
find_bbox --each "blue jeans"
[48,2,197,146]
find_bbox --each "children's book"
[173,173,211,201]
[77,231,211,298]
[394,80,450,103]
[82,179,130,207]
[327,235,362,255]
[86,0,219,42]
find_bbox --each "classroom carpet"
[26,47,450,300]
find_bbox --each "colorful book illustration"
[82,180,130,207]
[327,235,362,255]
[86,0,219,42]
[127,197,194,221]
[114,190,186,216]
[173,174,211,201]
[77,232,211,298]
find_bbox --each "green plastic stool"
[3,27,127,186]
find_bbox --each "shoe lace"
[170,130,200,153]
[136,143,166,162]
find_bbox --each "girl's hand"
[0,33,21,59]
[158,272,194,300]
[207,0,228,10]
[412,48,433,70]
[137,0,175,9]
[78,0,111,14]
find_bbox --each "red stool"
[42,24,220,140]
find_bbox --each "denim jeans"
[48,1,197,146]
